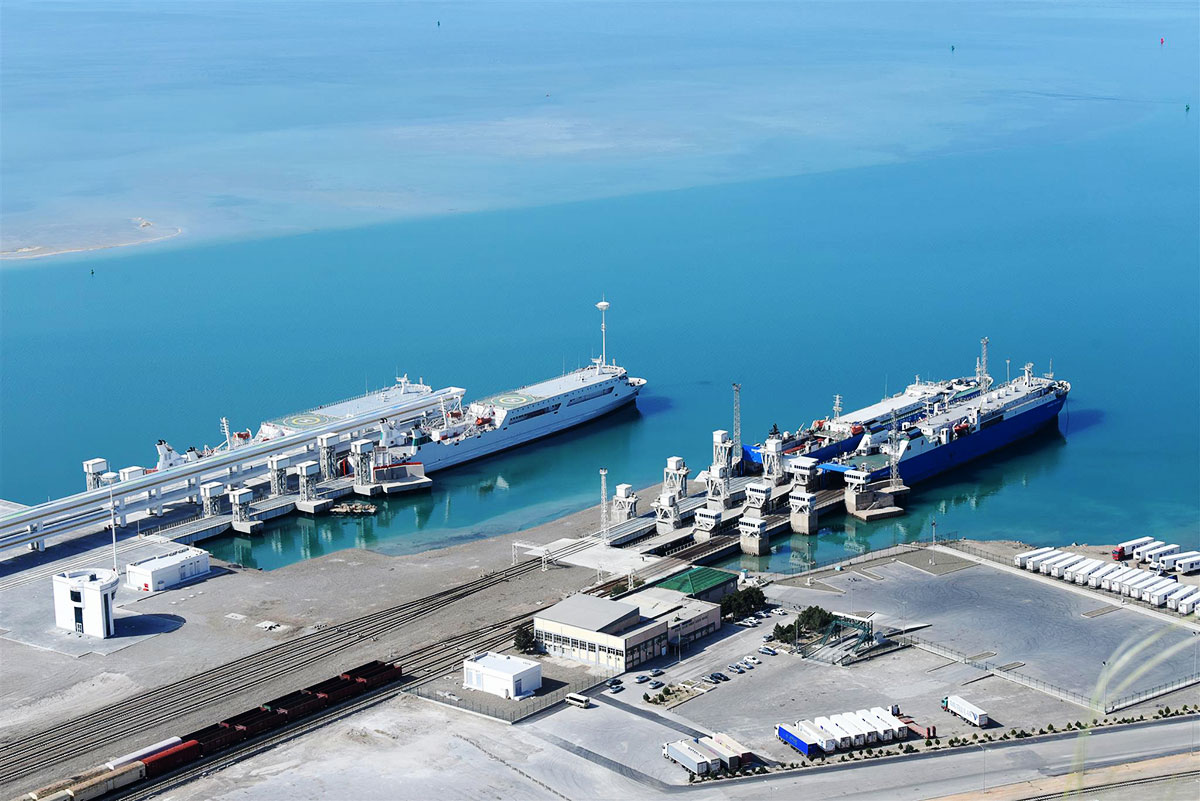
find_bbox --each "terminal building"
[533,578,728,671]
[52,569,119,638]
[462,652,542,700]
[626,587,721,649]
[533,594,668,672]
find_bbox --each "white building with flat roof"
[463,652,542,699]
[126,546,210,592]
[533,593,668,672]
[53,569,119,638]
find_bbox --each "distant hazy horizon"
[4,1,1195,260]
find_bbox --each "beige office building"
[533,594,668,672]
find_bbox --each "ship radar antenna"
[1044,358,1054,380]
[595,298,610,370]
[832,394,843,421]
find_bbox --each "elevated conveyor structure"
[0,387,464,554]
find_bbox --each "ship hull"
[872,395,1066,485]
[414,383,641,473]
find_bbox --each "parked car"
[707,672,722,683]
[648,680,664,690]
[727,664,744,674]
[762,634,775,642]
[756,611,771,619]
[634,675,649,684]
[649,669,664,677]
[758,646,777,656]
[607,684,624,694]
[605,678,623,687]
[738,660,754,670]
[772,608,789,616]
[745,655,761,665]
[713,672,731,682]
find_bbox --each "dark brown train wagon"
[341,661,403,689]
[262,689,327,720]
[303,676,365,705]
[185,723,244,755]
[221,708,286,737]
[141,739,202,779]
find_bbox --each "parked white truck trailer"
[1066,558,1102,583]
[942,695,988,727]
[1122,572,1159,597]
[1150,582,1191,608]
[1142,544,1180,566]
[870,707,910,740]
[814,716,853,749]
[1140,578,1177,602]
[1157,550,1200,570]
[1102,567,1138,592]
[1178,592,1200,616]
[1040,552,1079,575]
[1165,586,1200,611]
[1026,550,1063,572]
[1111,536,1154,561]
[1088,564,1122,588]
[1051,555,1089,579]
[1132,540,1165,562]
[1170,553,1200,574]
[1014,547,1054,569]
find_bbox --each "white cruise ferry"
[228,300,645,476]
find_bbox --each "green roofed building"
[653,567,738,603]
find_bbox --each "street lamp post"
[102,471,119,574]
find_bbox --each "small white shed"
[462,652,542,699]
[126,547,210,592]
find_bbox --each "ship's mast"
[731,382,742,476]
[979,336,990,391]
[596,298,610,371]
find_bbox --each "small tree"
[513,625,536,653]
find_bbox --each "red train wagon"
[341,661,403,690]
[220,708,286,738]
[262,689,327,720]
[302,676,365,705]
[141,739,202,779]
[185,723,245,755]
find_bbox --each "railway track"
[114,620,524,801]
[0,538,594,788]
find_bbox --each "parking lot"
[766,557,1198,701]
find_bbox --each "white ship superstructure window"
[567,386,615,406]
[507,403,561,424]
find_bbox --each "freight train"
[21,660,403,801]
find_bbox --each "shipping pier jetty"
[0,385,451,556]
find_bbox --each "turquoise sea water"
[2,2,1197,570]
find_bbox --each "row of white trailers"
[1014,547,1200,615]
[775,707,909,758]
[661,733,752,775]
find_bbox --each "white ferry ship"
[161,301,645,477]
